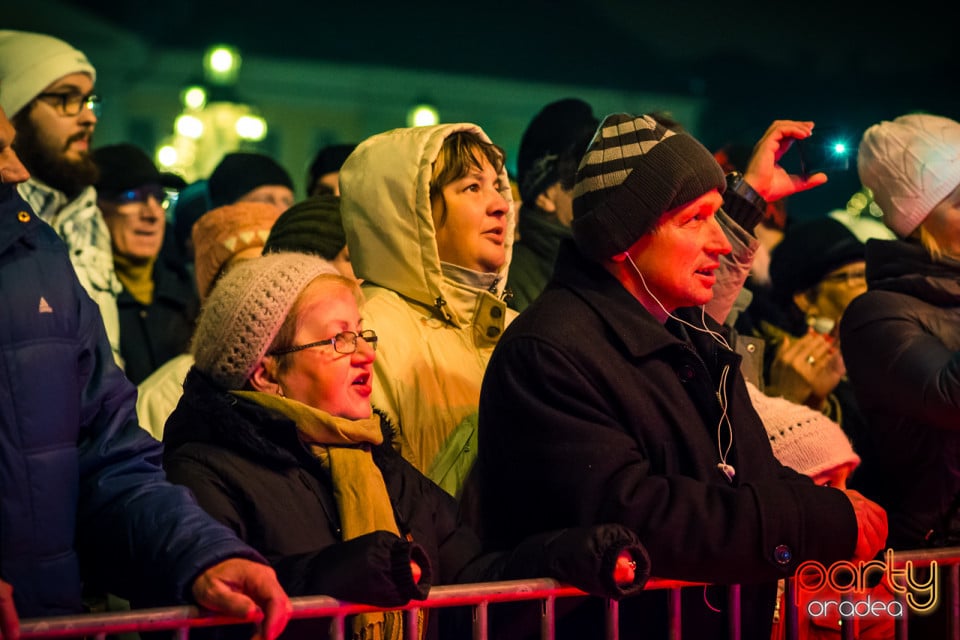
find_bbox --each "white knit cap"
[192,252,339,389]
[858,114,960,238]
[746,382,860,479]
[0,30,96,118]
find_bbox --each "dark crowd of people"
[2,27,960,640]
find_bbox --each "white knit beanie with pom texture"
[746,382,860,479]
[858,113,960,238]
[192,251,338,389]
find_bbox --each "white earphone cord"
[624,252,736,480]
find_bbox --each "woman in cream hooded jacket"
[340,123,516,497]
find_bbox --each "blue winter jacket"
[0,185,263,617]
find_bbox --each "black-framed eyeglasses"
[268,329,378,356]
[35,91,102,117]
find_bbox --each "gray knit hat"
[192,252,339,389]
[858,113,960,238]
[571,113,726,261]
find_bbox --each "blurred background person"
[761,216,870,442]
[509,98,599,312]
[136,202,283,439]
[843,113,960,556]
[306,143,355,197]
[208,151,295,211]
[167,178,213,273]
[93,143,199,384]
[263,194,357,280]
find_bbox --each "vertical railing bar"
[896,591,909,640]
[840,592,854,640]
[728,584,741,640]
[784,577,799,640]
[473,601,488,640]
[604,597,619,640]
[951,563,959,640]
[331,613,346,640]
[405,606,420,640]
[540,595,555,640]
[668,587,682,640]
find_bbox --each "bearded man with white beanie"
[0,30,123,365]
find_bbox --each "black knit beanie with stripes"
[571,113,726,261]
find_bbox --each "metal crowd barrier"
[19,547,960,640]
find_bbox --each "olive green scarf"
[113,253,156,305]
[232,391,408,640]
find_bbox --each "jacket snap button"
[490,306,502,319]
[746,343,756,353]
[18,210,30,222]
[678,365,695,381]
[773,544,793,566]
[486,326,500,338]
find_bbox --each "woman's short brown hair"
[429,130,506,227]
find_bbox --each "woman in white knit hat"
[841,113,960,548]
[841,111,960,640]
[161,251,646,640]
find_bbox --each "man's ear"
[534,191,558,213]
[609,251,629,263]
[534,182,567,214]
[248,357,279,393]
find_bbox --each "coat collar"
[866,238,960,305]
[551,239,688,359]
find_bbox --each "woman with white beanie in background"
[840,112,960,636]
[842,112,960,548]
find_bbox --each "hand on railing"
[0,579,18,640]
[842,489,888,561]
[190,558,292,640]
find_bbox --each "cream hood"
[340,123,515,313]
